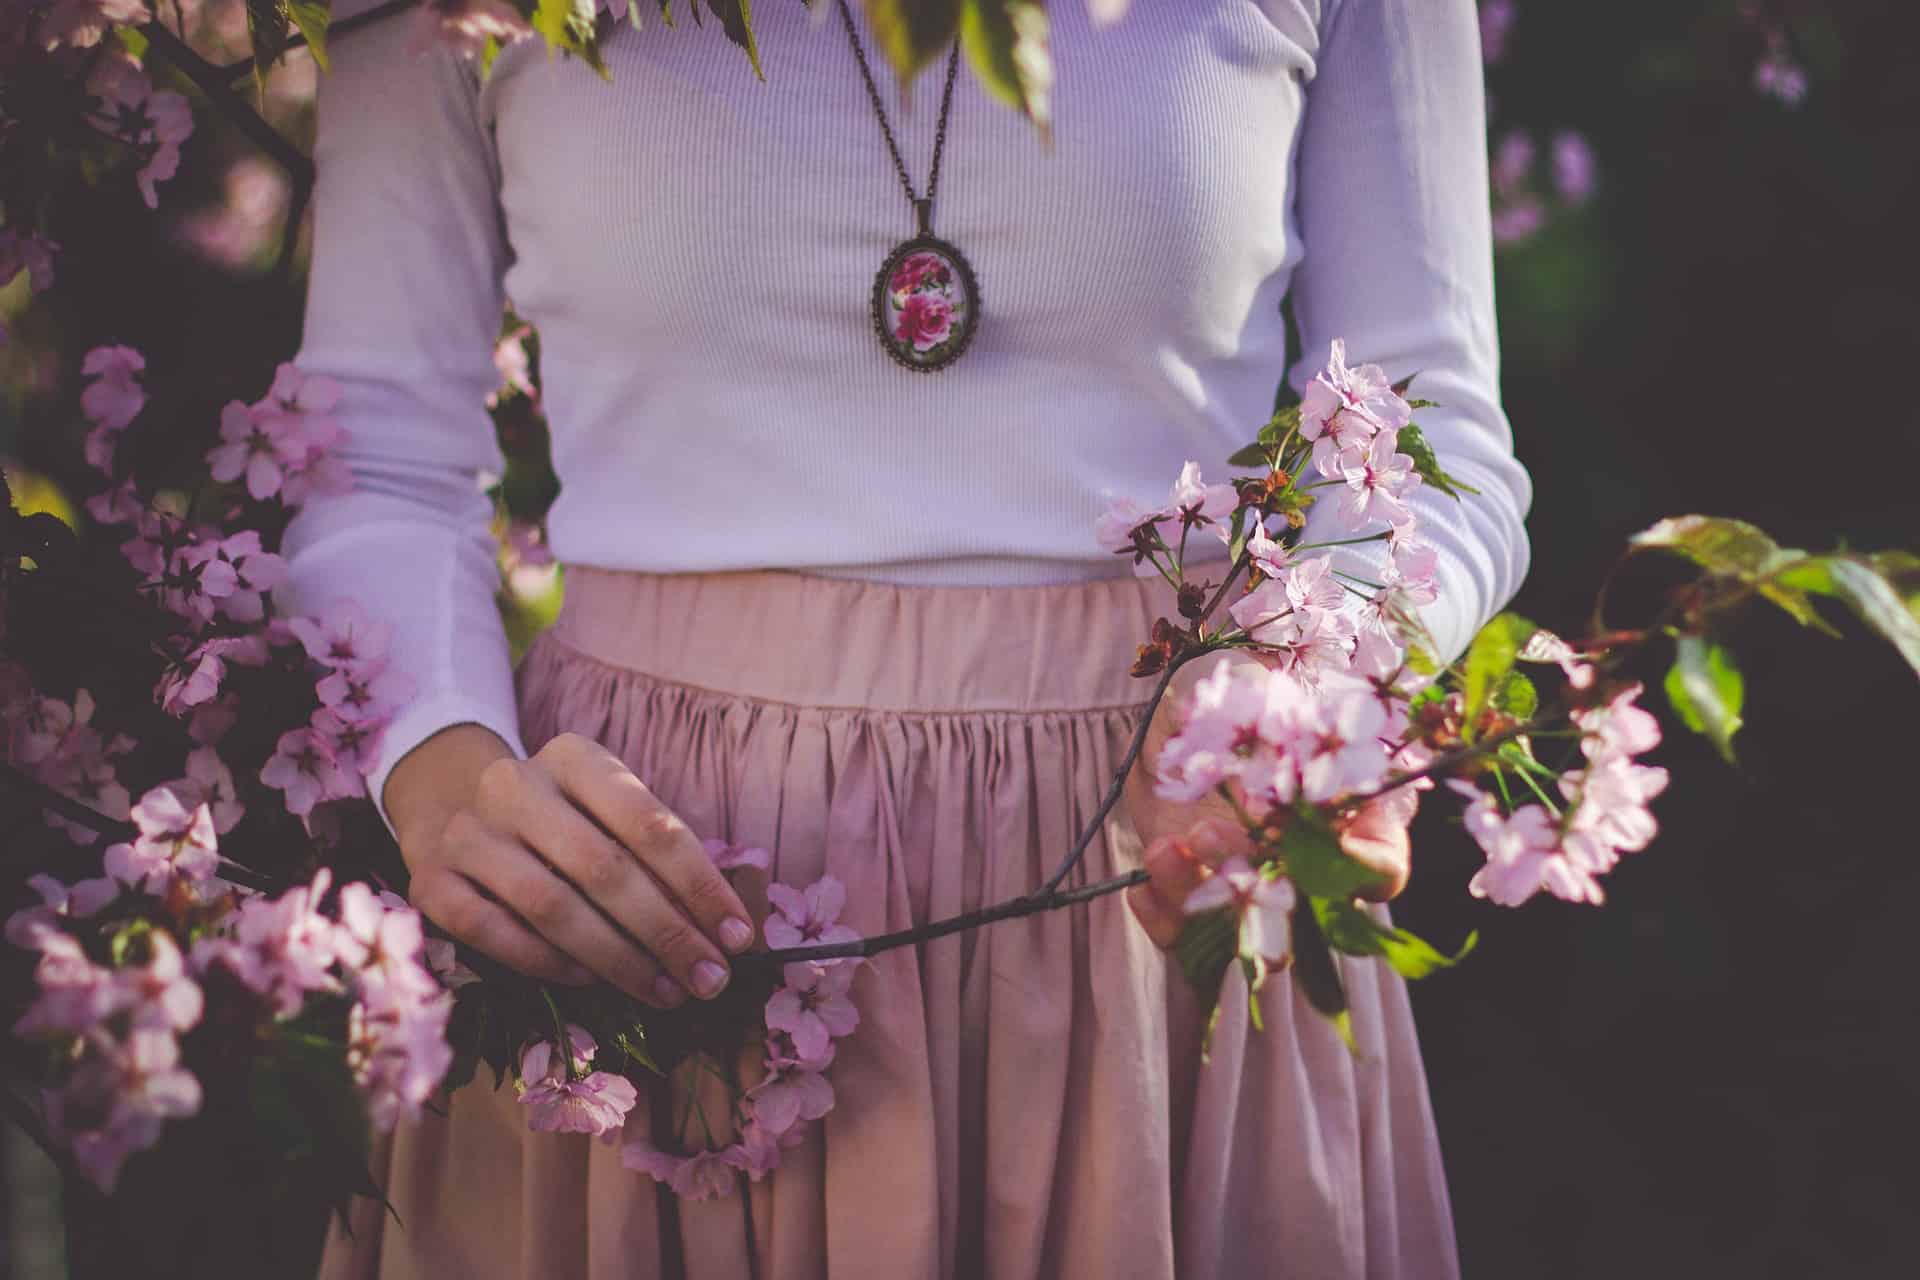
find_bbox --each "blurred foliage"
[3,0,1917,1276]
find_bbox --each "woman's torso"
[472,0,1327,584]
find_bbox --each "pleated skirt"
[316,565,1460,1279]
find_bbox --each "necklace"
[835,0,980,372]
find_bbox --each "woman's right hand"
[383,725,757,1009]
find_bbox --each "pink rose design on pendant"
[894,292,954,353]
[890,251,951,299]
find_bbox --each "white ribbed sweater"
[279,0,1533,832]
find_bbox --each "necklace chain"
[834,0,963,227]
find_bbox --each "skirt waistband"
[545,565,1178,716]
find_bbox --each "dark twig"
[750,868,1150,968]
[138,21,313,190]
[0,762,137,843]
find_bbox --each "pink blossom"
[1571,682,1662,760]
[1493,197,1548,246]
[84,477,143,525]
[487,325,537,408]
[48,1030,201,1192]
[745,1072,833,1144]
[347,991,454,1130]
[1299,339,1410,480]
[894,292,953,353]
[1182,856,1296,972]
[104,786,219,893]
[333,883,437,1001]
[206,399,297,501]
[5,873,118,947]
[111,933,204,1034]
[1479,0,1516,65]
[514,1028,638,1139]
[1297,684,1393,803]
[1491,130,1536,199]
[156,634,267,716]
[1335,431,1421,532]
[205,530,286,623]
[620,1134,753,1201]
[763,877,859,951]
[35,0,148,51]
[260,726,348,817]
[1243,515,1293,579]
[1165,461,1238,530]
[701,837,771,874]
[764,960,859,1062]
[288,601,393,671]
[195,869,342,1016]
[1517,628,1597,690]
[157,745,243,836]
[79,344,146,431]
[889,251,951,297]
[1094,495,1168,559]
[1552,131,1597,206]
[118,507,186,578]
[315,658,413,725]
[1450,781,1606,907]
[12,930,119,1038]
[309,706,381,793]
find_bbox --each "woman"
[285,0,1532,1275]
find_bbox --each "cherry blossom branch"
[749,868,1150,968]
[1038,551,1250,897]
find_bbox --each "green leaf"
[1663,635,1745,763]
[1394,423,1481,500]
[287,0,330,72]
[704,0,763,79]
[1174,906,1237,994]
[1822,556,1920,677]
[115,23,148,58]
[862,0,962,85]
[1462,612,1539,729]
[1490,669,1538,720]
[1257,404,1301,448]
[1311,897,1478,980]
[245,0,292,95]
[959,0,1052,136]
[1278,806,1389,901]
[1289,896,1356,1054]
[1226,441,1271,469]
[1627,514,1797,581]
[534,0,610,77]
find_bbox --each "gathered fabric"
[316,565,1459,1279]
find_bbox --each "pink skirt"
[316,566,1460,1279]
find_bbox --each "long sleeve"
[277,7,526,838]
[1289,0,1534,666]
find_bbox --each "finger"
[1180,815,1255,870]
[517,775,735,998]
[1143,833,1211,915]
[411,867,592,987]
[1338,802,1412,903]
[1126,879,1189,951]
[547,737,756,956]
[454,822,680,1008]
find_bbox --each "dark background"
[3,1,1917,1276]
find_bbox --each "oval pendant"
[870,235,980,373]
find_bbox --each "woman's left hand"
[1122,651,1413,952]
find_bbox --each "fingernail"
[690,960,728,999]
[652,975,686,1006]
[719,917,754,953]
